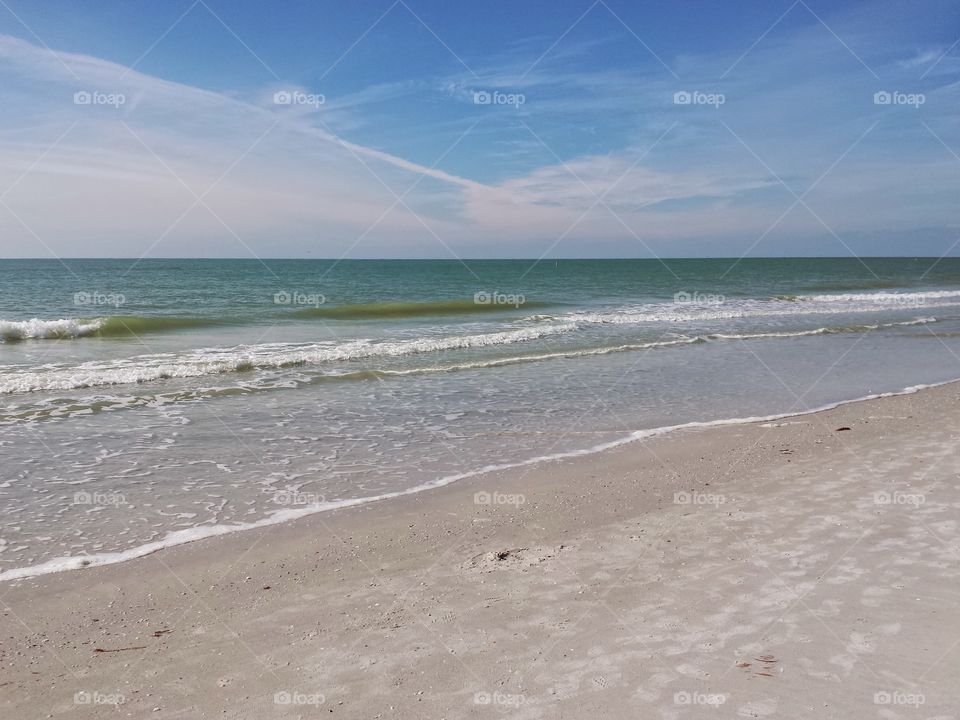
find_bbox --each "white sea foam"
[0,318,103,340]
[0,323,577,394]
[563,292,960,325]
[378,336,704,375]
[0,318,937,400]
[708,317,935,340]
[802,290,960,302]
[2,376,956,583]
[391,318,934,374]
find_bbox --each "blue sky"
[0,0,958,258]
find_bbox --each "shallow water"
[3,257,960,579]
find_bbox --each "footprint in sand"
[736,654,780,678]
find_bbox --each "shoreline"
[4,381,960,718]
[3,373,958,584]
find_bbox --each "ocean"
[2,257,960,580]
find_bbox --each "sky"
[0,0,958,259]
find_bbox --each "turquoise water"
[3,257,960,579]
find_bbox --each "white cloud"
[0,10,959,261]
[0,34,487,258]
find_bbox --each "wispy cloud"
[0,0,959,259]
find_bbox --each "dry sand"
[2,383,960,718]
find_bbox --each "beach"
[3,380,958,719]
[3,0,960,715]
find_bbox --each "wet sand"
[2,382,959,718]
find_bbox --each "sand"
[2,382,959,718]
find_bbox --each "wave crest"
[0,318,103,341]
[0,315,229,341]
[0,323,576,394]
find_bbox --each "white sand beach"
[2,382,958,718]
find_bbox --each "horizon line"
[1,256,956,262]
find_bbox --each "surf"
[0,315,232,341]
